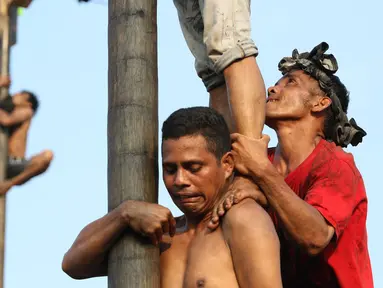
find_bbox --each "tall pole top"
[0,0,32,15]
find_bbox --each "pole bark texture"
[108,0,159,287]
[0,3,11,287]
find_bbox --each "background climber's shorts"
[7,156,29,179]
[173,0,258,92]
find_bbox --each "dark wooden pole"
[0,3,10,286]
[108,0,159,287]
[0,2,32,287]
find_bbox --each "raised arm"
[0,107,33,127]
[222,199,282,288]
[62,200,176,280]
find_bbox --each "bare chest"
[160,229,239,288]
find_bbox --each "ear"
[221,152,234,180]
[311,96,332,113]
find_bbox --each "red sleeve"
[304,159,358,239]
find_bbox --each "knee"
[42,150,54,162]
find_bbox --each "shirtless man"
[62,107,282,287]
[0,76,53,195]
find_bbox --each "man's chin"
[265,116,277,129]
[177,203,208,219]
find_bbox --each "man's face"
[162,135,233,217]
[266,70,319,123]
[12,92,30,107]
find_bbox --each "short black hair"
[21,90,39,113]
[162,107,231,160]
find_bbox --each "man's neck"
[273,120,323,176]
[184,211,213,232]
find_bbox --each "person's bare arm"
[254,157,361,256]
[255,163,335,255]
[222,199,282,288]
[62,200,176,280]
[231,133,336,256]
[0,107,33,127]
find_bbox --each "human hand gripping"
[0,76,10,88]
[121,200,176,246]
[230,133,271,178]
[208,175,268,230]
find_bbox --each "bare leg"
[209,85,236,133]
[223,57,266,139]
[0,150,54,195]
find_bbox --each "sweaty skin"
[160,199,280,288]
[63,134,282,288]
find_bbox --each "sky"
[3,0,382,287]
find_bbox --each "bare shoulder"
[221,199,275,240]
[223,199,271,226]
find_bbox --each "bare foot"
[29,150,53,172]
[0,181,12,196]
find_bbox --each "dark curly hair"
[162,107,230,160]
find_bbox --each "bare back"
[160,216,239,288]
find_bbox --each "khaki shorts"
[173,0,258,91]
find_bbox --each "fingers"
[162,220,169,235]
[149,233,158,246]
[224,194,234,210]
[232,188,269,207]
[0,76,11,88]
[233,190,245,204]
[147,224,163,246]
[208,205,220,231]
[161,209,176,238]
[230,133,240,142]
[261,134,271,144]
[207,220,220,231]
[217,200,226,216]
[155,227,163,246]
[258,193,269,208]
[168,215,176,237]
[231,132,271,143]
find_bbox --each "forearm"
[255,164,332,254]
[0,108,32,126]
[62,204,128,279]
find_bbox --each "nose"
[174,168,189,188]
[267,85,280,96]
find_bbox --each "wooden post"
[0,1,31,287]
[0,3,10,287]
[108,0,159,288]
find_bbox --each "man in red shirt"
[215,42,373,287]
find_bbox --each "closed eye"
[163,164,177,174]
[184,162,203,173]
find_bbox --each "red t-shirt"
[268,139,373,288]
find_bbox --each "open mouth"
[267,98,279,103]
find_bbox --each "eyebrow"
[162,160,204,165]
